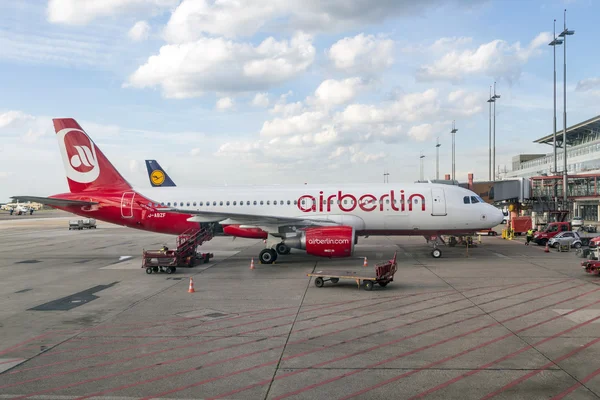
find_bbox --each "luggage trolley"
[307,252,398,291]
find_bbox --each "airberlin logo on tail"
[56,128,100,183]
[297,190,426,213]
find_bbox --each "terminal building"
[500,114,600,221]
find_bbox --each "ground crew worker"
[525,228,534,245]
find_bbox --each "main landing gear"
[259,242,290,264]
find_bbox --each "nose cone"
[491,206,504,226]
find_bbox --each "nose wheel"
[431,248,442,258]
[259,248,278,264]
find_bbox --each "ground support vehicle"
[69,220,83,230]
[307,252,397,291]
[580,244,600,274]
[69,219,97,230]
[142,228,213,274]
[82,218,96,229]
[533,221,572,246]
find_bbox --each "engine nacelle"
[222,225,268,239]
[284,226,355,258]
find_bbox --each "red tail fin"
[53,118,132,193]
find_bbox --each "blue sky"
[1,0,599,202]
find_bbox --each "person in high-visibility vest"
[525,228,534,245]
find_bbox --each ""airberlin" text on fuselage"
[297,190,426,213]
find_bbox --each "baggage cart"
[69,220,83,230]
[307,252,397,291]
[82,218,96,229]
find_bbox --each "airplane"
[12,118,504,263]
[145,160,176,187]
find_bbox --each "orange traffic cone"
[363,257,368,267]
[544,242,549,253]
[188,277,195,293]
[250,258,255,270]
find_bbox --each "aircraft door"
[121,192,135,218]
[431,188,447,216]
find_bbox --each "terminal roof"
[534,114,600,147]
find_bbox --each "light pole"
[383,170,389,183]
[435,137,441,180]
[549,19,563,177]
[486,86,494,181]
[420,152,425,181]
[492,82,500,181]
[451,121,458,182]
[558,9,574,209]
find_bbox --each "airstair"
[142,227,214,274]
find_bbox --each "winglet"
[145,160,176,187]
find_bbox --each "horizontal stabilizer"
[11,196,98,208]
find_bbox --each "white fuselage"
[137,182,504,234]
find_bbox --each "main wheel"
[364,280,374,291]
[330,278,339,284]
[145,267,152,274]
[431,248,442,258]
[259,248,277,264]
[166,267,174,274]
[275,243,289,255]
[314,277,324,287]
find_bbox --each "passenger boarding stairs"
[142,226,214,272]
[176,227,214,261]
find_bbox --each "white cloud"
[251,93,270,107]
[190,148,201,156]
[576,78,600,92]
[329,145,386,164]
[417,32,553,83]
[260,111,327,138]
[47,0,178,25]
[128,20,151,42]
[162,0,486,42]
[312,77,367,108]
[328,34,394,74]
[0,111,34,129]
[429,36,473,53]
[129,159,140,172]
[216,97,234,111]
[125,32,315,99]
[164,0,280,42]
[408,124,435,142]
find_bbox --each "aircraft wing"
[157,207,337,227]
[11,196,99,208]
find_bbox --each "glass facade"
[506,140,600,179]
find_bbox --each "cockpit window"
[463,196,470,204]
[470,196,479,203]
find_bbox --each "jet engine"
[283,226,355,258]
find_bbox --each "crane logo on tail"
[56,128,100,183]
[150,170,165,185]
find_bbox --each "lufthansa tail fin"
[145,160,176,187]
[53,118,132,193]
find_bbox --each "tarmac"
[1,214,600,399]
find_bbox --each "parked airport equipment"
[68,219,96,230]
[142,227,214,274]
[307,252,397,291]
[69,220,83,230]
